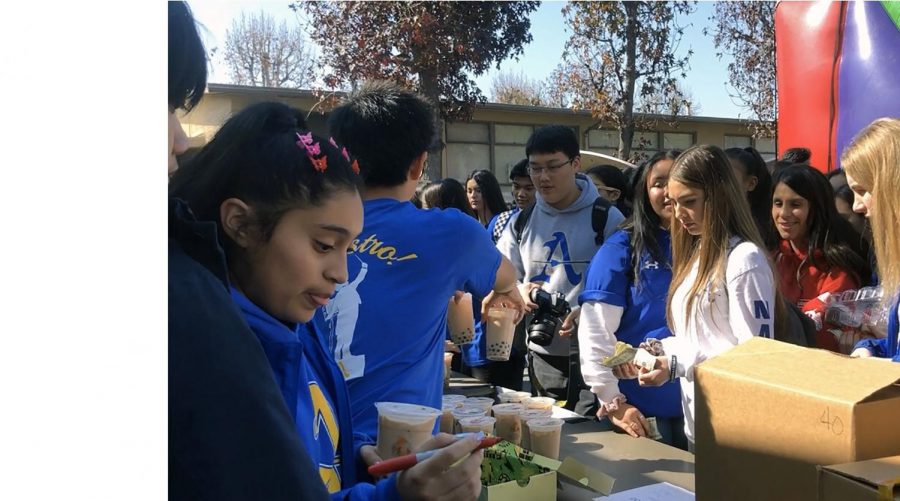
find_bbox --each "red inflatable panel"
[776,1,846,171]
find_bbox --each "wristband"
[668,355,678,383]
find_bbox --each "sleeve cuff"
[578,289,626,307]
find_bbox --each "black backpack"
[512,196,613,247]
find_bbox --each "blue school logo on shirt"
[530,232,582,285]
[309,381,341,493]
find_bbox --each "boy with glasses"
[497,125,625,416]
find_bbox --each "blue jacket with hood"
[231,288,401,500]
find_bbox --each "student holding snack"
[578,151,686,449]
[637,145,779,451]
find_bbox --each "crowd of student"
[169,3,900,498]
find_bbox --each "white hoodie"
[663,237,776,442]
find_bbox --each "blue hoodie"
[578,228,683,418]
[231,288,401,500]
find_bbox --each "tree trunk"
[618,2,639,160]
[418,69,444,182]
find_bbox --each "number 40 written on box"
[820,407,844,435]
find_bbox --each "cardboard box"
[695,337,900,501]
[818,456,900,500]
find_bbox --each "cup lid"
[458,416,496,426]
[527,417,564,430]
[524,397,556,406]
[520,409,553,420]
[466,397,496,405]
[375,402,441,423]
[498,391,531,402]
[442,394,467,403]
[451,406,487,418]
[491,403,524,414]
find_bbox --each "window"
[754,137,776,155]
[724,135,752,149]
[445,122,491,182]
[446,143,491,182]
[493,124,533,183]
[494,124,533,145]
[663,132,694,150]
[446,122,489,143]
[588,129,618,150]
[632,131,659,152]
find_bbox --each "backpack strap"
[491,209,514,244]
[590,196,612,246]
[514,197,611,247]
[513,203,536,246]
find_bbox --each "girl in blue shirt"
[578,150,687,450]
[170,102,485,500]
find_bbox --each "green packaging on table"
[480,440,550,487]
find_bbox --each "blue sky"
[190,0,744,118]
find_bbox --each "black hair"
[826,169,846,180]
[168,1,207,112]
[770,159,794,177]
[328,81,438,188]
[169,101,362,256]
[422,178,473,216]
[584,164,630,216]
[621,150,681,283]
[525,125,580,159]
[781,147,811,164]
[466,169,508,219]
[834,183,854,207]
[509,158,529,180]
[725,147,778,249]
[771,164,870,285]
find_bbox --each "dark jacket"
[168,199,328,500]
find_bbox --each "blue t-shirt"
[317,199,502,438]
[578,229,683,418]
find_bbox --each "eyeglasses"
[597,186,621,199]
[528,158,573,176]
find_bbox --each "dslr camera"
[526,288,571,346]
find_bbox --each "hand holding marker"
[367,432,499,476]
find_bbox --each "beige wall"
[179,85,773,181]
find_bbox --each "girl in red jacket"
[770,164,871,351]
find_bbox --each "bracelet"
[668,355,678,383]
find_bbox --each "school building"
[180,83,776,190]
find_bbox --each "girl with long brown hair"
[638,144,781,449]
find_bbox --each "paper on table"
[593,482,694,501]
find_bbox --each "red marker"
[367,435,501,477]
